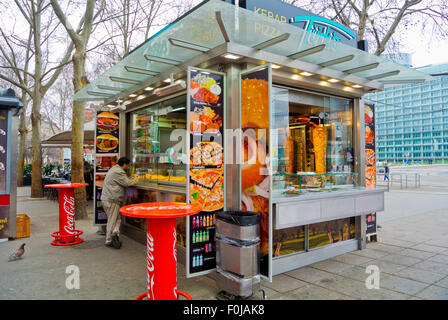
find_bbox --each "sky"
[404,31,448,68]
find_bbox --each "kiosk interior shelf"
[130,95,187,187]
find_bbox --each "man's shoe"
[112,234,121,249]
[105,242,113,248]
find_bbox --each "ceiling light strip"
[253,33,290,50]
[287,44,326,59]
[319,54,354,67]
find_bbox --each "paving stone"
[261,274,307,293]
[309,259,353,274]
[394,267,446,284]
[434,276,448,289]
[367,243,406,254]
[377,253,423,267]
[412,260,448,275]
[337,265,375,282]
[415,285,448,300]
[412,243,448,253]
[279,283,354,300]
[427,254,448,264]
[399,248,437,260]
[285,266,336,284]
[314,273,410,300]
[331,253,375,266]
[360,259,408,274]
[379,274,430,295]
[351,248,389,259]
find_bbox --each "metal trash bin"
[215,211,263,299]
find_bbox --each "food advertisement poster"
[0,109,8,192]
[187,68,225,276]
[0,206,9,239]
[94,111,120,225]
[365,103,377,235]
[240,66,270,277]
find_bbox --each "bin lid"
[216,210,260,226]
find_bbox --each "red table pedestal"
[120,202,201,300]
[45,183,88,246]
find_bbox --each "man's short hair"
[117,157,131,166]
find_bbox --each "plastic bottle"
[199,216,203,228]
[199,255,203,266]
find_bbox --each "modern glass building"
[365,62,448,164]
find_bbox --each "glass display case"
[271,86,358,197]
[273,172,358,196]
[130,95,188,188]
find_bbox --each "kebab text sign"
[187,68,225,276]
[94,111,120,225]
[365,103,377,235]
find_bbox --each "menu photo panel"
[187,67,225,277]
[94,111,120,225]
[364,103,377,236]
[240,65,271,279]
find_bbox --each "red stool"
[44,183,88,246]
[120,202,201,300]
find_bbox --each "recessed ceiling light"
[223,53,241,60]
[319,81,329,86]
[328,78,340,83]
[271,64,281,69]
[145,87,154,91]
[299,71,313,76]
[164,78,172,83]
[343,86,352,91]
[291,74,301,80]
[129,94,137,98]
[352,84,363,88]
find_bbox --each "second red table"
[120,202,201,300]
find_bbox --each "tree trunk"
[17,97,28,187]
[31,93,43,198]
[71,49,88,219]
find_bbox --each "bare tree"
[0,0,77,196]
[0,25,33,187]
[50,0,105,218]
[284,0,448,55]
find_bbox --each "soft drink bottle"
[200,255,203,266]
[200,216,203,227]
[192,217,196,229]
[192,231,196,244]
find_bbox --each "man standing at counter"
[101,157,138,249]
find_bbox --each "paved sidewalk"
[1,189,447,300]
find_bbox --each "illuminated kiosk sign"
[233,0,358,47]
[290,16,356,43]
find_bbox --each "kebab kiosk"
[74,0,431,280]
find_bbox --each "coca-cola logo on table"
[146,232,155,300]
[63,195,76,235]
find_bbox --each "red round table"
[44,183,88,246]
[120,202,201,300]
